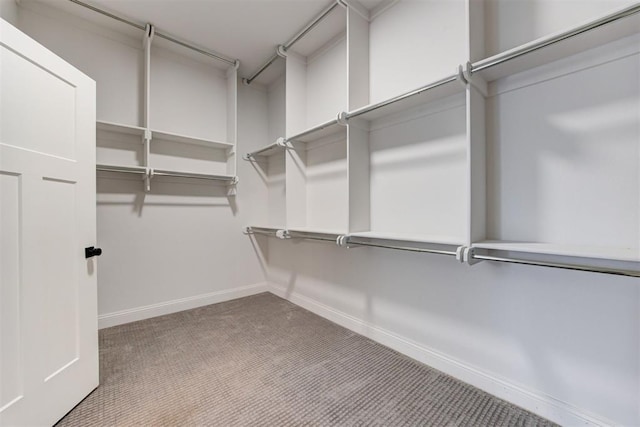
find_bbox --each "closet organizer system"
[77,0,240,194]
[242,1,640,278]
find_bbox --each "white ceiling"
[38,0,389,85]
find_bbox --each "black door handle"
[85,246,102,259]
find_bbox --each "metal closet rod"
[472,254,640,278]
[67,0,237,66]
[346,74,459,120]
[346,239,458,257]
[471,2,640,74]
[243,0,343,85]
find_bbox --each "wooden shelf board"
[472,3,640,82]
[348,231,463,247]
[348,74,463,122]
[151,129,234,149]
[97,120,146,136]
[472,240,640,263]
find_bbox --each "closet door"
[0,18,98,426]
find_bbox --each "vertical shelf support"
[142,24,154,193]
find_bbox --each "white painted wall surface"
[0,0,17,24]
[266,239,639,426]
[15,2,269,326]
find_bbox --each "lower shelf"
[472,241,639,263]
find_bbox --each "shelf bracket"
[226,176,239,196]
[143,167,152,192]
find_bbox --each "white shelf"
[97,120,146,136]
[96,164,147,174]
[151,129,234,150]
[286,118,345,144]
[348,231,463,247]
[472,241,640,263]
[286,227,346,237]
[347,74,463,122]
[244,141,284,160]
[472,3,640,82]
[152,168,236,182]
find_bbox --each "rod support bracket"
[276,45,288,58]
[463,247,483,265]
[337,111,348,126]
[337,235,348,247]
[461,62,488,97]
[242,153,254,161]
[233,59,241,70]
[276,229,290,239]
[243,226,253,235]
[143,23,155,47]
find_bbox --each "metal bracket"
[336,235,348,247]
[233,59,241,70]
[463,247,484,265]
[455,246,466,263]
[276,229,290,239]
[143,23,155,47]
[276,45,288,58]
[461,62,488,97]
[143,167,153,192]
[336,111,349,126]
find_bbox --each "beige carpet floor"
[57,293,557,426]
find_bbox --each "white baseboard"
[268,283,614,427]
[98,282,269,329]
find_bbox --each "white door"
[0,18,98,426]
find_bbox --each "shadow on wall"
[96,174,237,216]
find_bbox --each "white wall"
[266,239,639,426]
[0,0,17,25]
[15,1,269,327]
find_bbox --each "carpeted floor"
[57,293,557,426]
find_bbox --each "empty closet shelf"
[286,118,345,144]
[152,169,236,182]
[472,241,640,263]
[96,164,147,174]
[151,129,234,149]
[470,3,640,82]
[97,120,147,136]
[345,232,460,256]
[243,140,285,160]
[346,74,462,122]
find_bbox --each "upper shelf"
[97,120,146,136]
[471,3,640,82]
[244,139,285,160]
[348,231,463,248]
[151,129,234,150]
[346,74,464,122]
[472,240,640,263]
[286,118,346,144]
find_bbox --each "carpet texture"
[57,293,557,426]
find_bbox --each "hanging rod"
[345,239,458,257]
[346,74,460,120]
[67,0,237,67]
[472,253,640,278]
[471,2,640,75]
[243,0,343,85]
[244,227,281,237]
[96,164,146,174]
[152,169,237,182]
[287,117,342,143]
